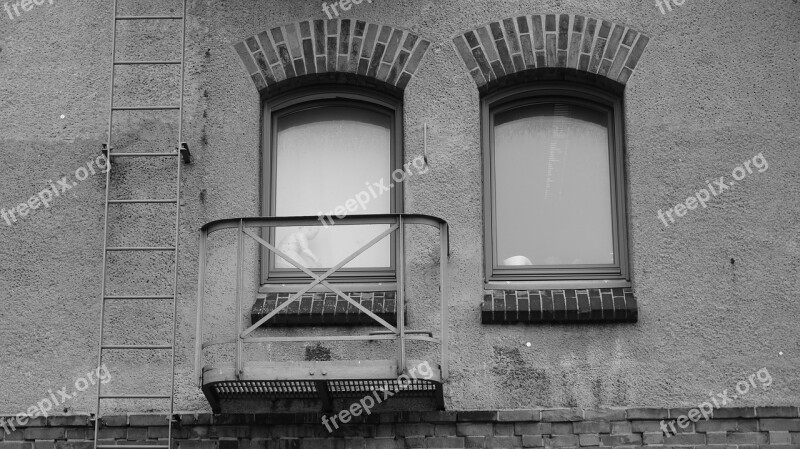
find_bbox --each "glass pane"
[494,102,614,266]
[274,105,391,269]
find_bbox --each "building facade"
[0,0,798,448]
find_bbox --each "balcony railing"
[194,214,449,412]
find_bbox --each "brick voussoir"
[453,14,649,88]
[235,20,430,93]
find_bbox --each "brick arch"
[452,15,650,89]
[233,19,431,95]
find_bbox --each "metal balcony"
[194,214,449,412]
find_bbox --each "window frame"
[481,83,631,286]
[261,86,404,285]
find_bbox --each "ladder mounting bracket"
[179,143,191,164]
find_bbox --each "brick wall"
[2,407,799,449]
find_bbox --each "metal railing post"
[194,228,207,387]
[235,220,244,379]
[440,222,449,381]
[397,215,405,375]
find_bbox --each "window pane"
[494,102,614,266]
[274,105,391,269]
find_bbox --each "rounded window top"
[265,82,404,113]
[483,79,624,112]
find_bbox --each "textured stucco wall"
[0,0,798,416]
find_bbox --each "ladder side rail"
[94,0,119,443]
[168,0,188,439]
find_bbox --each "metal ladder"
[94,0,189,447]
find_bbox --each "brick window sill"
[481,288,637,324]
[251,291,398,326]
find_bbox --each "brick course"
[251,291,397,326]
[482,288,636,324]
[0,407,797,449]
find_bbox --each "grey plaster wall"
[0,0,798,415]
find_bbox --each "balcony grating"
[212,379,438,400]
[327,379,438,397]
[215,380,319,398]
[201,360,445,412]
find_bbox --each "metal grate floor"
[202,360,444,411]
[215,380,319,398]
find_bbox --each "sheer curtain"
[274,105,391,269]
[493,102,614,266]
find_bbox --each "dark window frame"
[481,83,631,284]
[261,86,404,285]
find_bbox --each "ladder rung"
[112,106,180,111]
[114,60,182,65]
[115,15,183,20]
[108,152,179,157]
[99,394,171,399]
[108,199,178,204]
[102,345,173,350]
[104,295,174,300]
[106,246,175,252]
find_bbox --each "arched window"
[262,86,403,284]
[483,83,630,284]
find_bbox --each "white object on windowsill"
[502,255,532,266]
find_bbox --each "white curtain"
[274,105,391,269]
[493,102,614,266]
